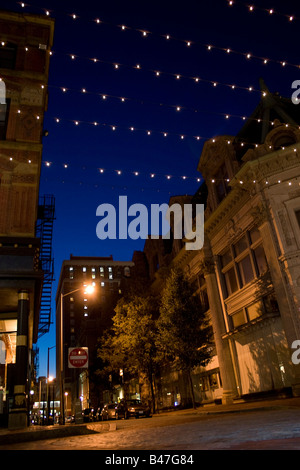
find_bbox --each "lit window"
[69,267,73,271]
[101,281,105,287]
[82,267,87,272]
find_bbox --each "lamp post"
[60,284,94,425]
[47,345,55,425]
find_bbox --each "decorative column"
[201,257,238,404]
[9,290,29,429]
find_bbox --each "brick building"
[55,252,148,419]
[0,10,54,429]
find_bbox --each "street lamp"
[60,284,95,424]
[47,345,55,425]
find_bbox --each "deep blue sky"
[1,0,298,377]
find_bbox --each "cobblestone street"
[2,402,300,451]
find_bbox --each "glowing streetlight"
[60,284,94,424]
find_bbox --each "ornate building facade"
[144,82,300,405]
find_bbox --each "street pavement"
[1,396,300,450]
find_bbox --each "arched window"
[272,131,297,150]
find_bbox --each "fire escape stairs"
[36,195,55,338]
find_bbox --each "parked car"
[115,399,151,419]
[82,408,94,422]
[65,415,75,423]
[100,403,117,420]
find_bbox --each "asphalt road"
[2,407,300,451]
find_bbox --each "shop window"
[208,372,219,389]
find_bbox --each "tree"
[158,267,213,408]
[98,295,160,413]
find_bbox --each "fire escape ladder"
[36,195,55,338]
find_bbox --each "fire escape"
[36,195,55,338]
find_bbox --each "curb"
[0,422,110,446]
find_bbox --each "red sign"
[68,347,88,369]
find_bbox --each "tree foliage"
[158,267,213,407]
[98,295,160,411]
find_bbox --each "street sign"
[68,347,88,368]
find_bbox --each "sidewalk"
[1,396,300,445]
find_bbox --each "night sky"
[1,0,298,377]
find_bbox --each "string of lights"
[41,153,300,190]
[49,113,297,146]
[1,0,300,68]
[44,83,280,124]
[11,0,298,69]
[41,170,300,193]
[39,138,299,180]
[226,0,297,23]
[0,40,285,93]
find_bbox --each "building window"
[230,294,278,330]
[220,228,268,298]
[214,164,231,203]
[82,267,87,273]
[0,100,10,140]
[295,210,300,229]
[0,43,17,69]
[124,267,130,277]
